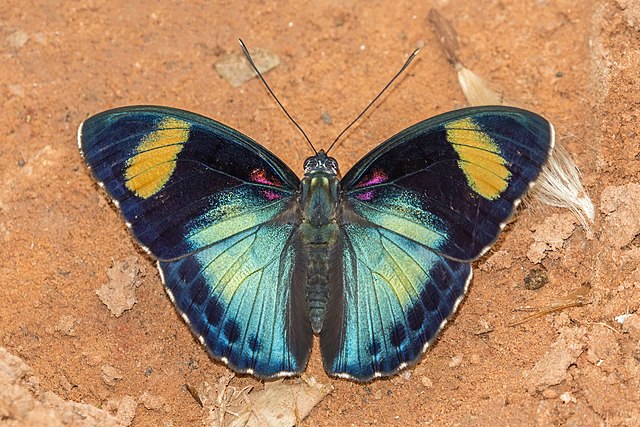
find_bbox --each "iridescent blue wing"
[159,221,312,377]
[321,106,553,380]
[321,225,472,380]
[79,106,312,378]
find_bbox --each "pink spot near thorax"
[250,168,281,187]
[263,189,282,201]
[354,190,374,201]
[356,169,388,188]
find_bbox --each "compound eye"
[303,158,317,171]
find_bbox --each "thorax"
[299,151,341,235]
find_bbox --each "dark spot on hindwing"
[424,317,439,340]
[407,340,423,360]
[420,287,440,313]
[390,324,407,347]
[223,320,240,343]
[205,297,223,327]
[407,304,425,331]
[188,280,208,306]
[249,334,261,353]
[431,266,451,291]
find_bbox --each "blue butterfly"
[78,103,553,381]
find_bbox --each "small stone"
[559,391,575,403]
[542,389,558,399]
[479,250,512,271]
[373,389,384,400]
[524,327,586,392]
[621,313,640,340]
[527,212,576,263]
[600,183,640,249]
[140,391,164,411]
[96,257,145,317]
[31,32,47,45]
[524,268,548,290]
[214,48,280,87]
[8,84,24,98]
[449,355,463,368]
[421,376,433,388]
[185,383,202,407]
[104,395,137,426]
[475,319,493,335]
[7,30,29,49]
[86,354,101,367]
[101,365,123,387]
[60,375,74,393]
[55,315,78,336]
[321,112,333,125]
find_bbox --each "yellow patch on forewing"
[125,117,190,198]
[445,118,511,200]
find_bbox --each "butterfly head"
[303,150,340,178]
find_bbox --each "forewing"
[341,106,553,261]
[320,222,471,380]
[79,106,300,260]
[159,222,312,378]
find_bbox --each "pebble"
[449,355,463,368]
[421,376,433,388]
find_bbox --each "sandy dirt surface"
[2,0,640,425]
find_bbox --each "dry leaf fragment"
[215,48,280,88]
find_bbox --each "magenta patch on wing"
[354,190,374,201]
[262,189,282,201]
[356,169,388,188]
[250,168,281,187]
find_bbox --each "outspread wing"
[321,106,553,380]
[79,106,312,378]
[159,221,312,378]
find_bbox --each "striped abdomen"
[306,242,331,333]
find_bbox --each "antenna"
[325,48,420,154]
[239,39,317,154]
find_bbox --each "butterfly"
[78,104,553,381]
